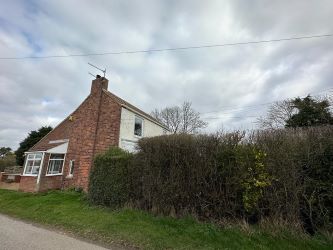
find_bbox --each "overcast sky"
[0,0,333,149]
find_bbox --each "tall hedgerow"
[88,126,333,233]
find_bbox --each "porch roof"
[26,141,69,154]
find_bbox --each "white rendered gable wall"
[118,107,165,152]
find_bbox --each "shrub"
[88,148,134,207]
[0,152,16,172]
[254,126,333,233]
[241,148,271,214]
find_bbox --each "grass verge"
[0,189,331,249]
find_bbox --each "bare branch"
[257,99,295,129]
[151,102,207,134]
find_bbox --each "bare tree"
[257,99,295,129]
[151,106,182,133]
[151,101,207,134]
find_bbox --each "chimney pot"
[96,74,101,78]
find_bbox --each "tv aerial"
[88,62,106,78]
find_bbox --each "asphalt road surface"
[0,214,113,250]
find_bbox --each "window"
[24,153,43,175]
[47,154,65,175]
[134,116,143,137]
[69,160,75,175]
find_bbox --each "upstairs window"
[134,116,143,137]
[47,154,65,175]
[24,153,43,175]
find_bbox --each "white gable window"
[24,153,43,175]
[46,154,65,175]
[134,116,143,137]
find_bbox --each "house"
[19,75,168,192]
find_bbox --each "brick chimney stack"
[90,75,108,96]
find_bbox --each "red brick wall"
[94,92,121,154]
[24,77,122,192]
[19,176,37,192]
[63,91,121,190]
[37,154,63,192]
[39,175,63,192]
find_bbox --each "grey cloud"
[0,0,333,149]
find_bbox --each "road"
[0,214,115,250]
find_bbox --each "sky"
[0,0,333,150]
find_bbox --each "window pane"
[50,154,64,160]
[54,160,62,173]
[35,153,43,159]
[134,117,143,136]
[25,166,32,174]
[34,160,41,166]
[32,166,40,175]
[48,161,54,174]
[25,160,34,174]
[49,161,55,174]
[28,154,34,159]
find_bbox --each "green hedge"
[88,126,333,233]
[88,147,135,207]
[134,133,273,221]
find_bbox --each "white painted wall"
[119,107,166,152]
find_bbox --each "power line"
[203,115,258,120]
[200,87,333,120]
[201,103,269,115]
[199,87,333,116]
[1,34,333,60]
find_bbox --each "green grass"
[0,189,331,249]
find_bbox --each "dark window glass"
[134,117,143,136]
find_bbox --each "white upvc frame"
[36,153,46,184]
[66,159,75,179]
[134,115,144,138]
[23,152,45,176]
[45,153,66,176]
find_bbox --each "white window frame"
[46,153,66,176]
[67,159,75,178]
[134,116,144,137]
[23,152,44,176]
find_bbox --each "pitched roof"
[103,89,168,129]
